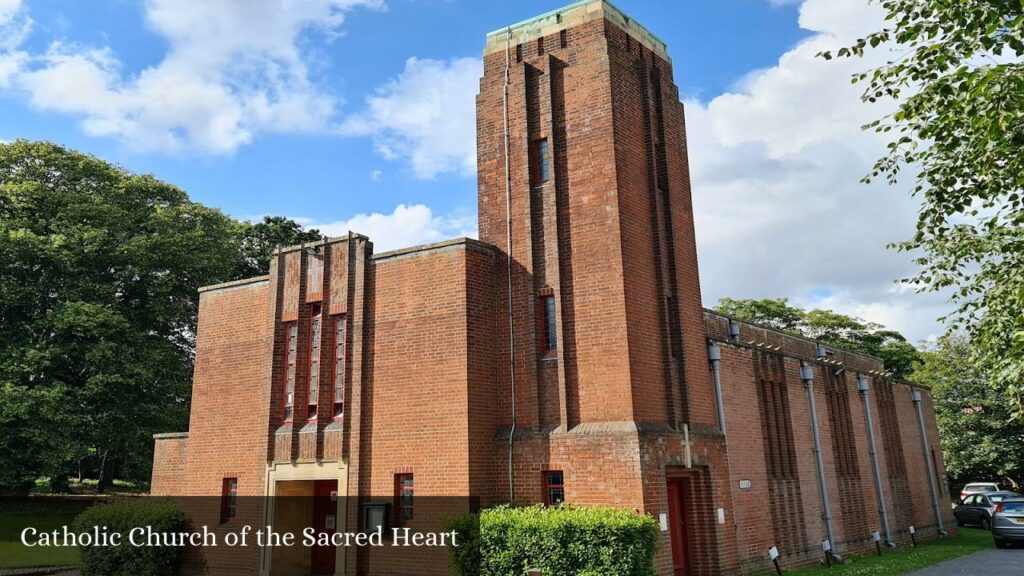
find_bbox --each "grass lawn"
[0,498,94,569]
[788,528,993,576]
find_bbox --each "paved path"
[906,547,1024,575]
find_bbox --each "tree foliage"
[913,333,1024,490]
[0,141,321,493]
[232,216,324,280]
[715,298,920,379]
[821,1,1024,417]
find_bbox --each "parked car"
[992,498,1024,549]
[954,491,1022,530]
[960,482,1000,501]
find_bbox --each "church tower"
[477,2,737,573]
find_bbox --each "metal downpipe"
[912,389,946,536]
[708,341,726,434]
[502,26,517,506]
[858,375,894,547]
[801,362,839,561]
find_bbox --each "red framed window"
[220,477,238,524]
[308,304,322,419]
[394,473,414,526]
[531,138,550,186]
[283,323,298,421]
[543,470,564,505]
[540,294,557,353]
[333,315,346,418]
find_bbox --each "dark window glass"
[533,139,550,185]
[1001,502,1024,513]
[394,473,414,525]
[220,478,238,524]
[541,295,557,352]
[543,470,564,505]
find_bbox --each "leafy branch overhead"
[820,0,1024,417]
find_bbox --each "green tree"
[913,333,1024,491]
[822,1,1024,417]
[232,216,325,280]
[0,141,241,493]
[715,297,804,332]
[0,141,328,494]
[714,298,920,379]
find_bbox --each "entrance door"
[666,478,691,576]
[310,480,338,575]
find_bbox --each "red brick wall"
[185,280,273,500]
[150,434,187,496]
[148,4,955,576]
[354,241,494,576]
[168,278,273,575]
[708,309,952,572]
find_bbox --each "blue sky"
[0,0,953,342]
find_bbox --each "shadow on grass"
[787,529,993,576]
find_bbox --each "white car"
[961,482,1000,501]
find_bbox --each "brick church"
[150,1,954,574]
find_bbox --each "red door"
[311,480,338,575]
[667,478,691,576]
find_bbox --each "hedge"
[72,498,186,576]
[446,505,659,576]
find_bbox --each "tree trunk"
[96,450,110,494]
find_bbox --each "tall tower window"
[531,138,550,186]
[308,304,322,419]
[283,322,298,421]
[540,294,557,353]
[333,314,346,418]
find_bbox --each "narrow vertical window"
[543,470,564,505]
[540,294,557,353]
[308,304,322,419]
[283,323,298,421]
[532,138,550,186]
[333,314,346,418]
[220,478,238,524]
[394,473,414,526]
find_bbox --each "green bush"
[445,505,658,576]
[72,498,185,576]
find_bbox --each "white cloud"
[370,169,383,181]
[341,57,482,179]
[6,0,383,154]
[689,0,949,343]
[0,0,28,86]
[296,204,477,253]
